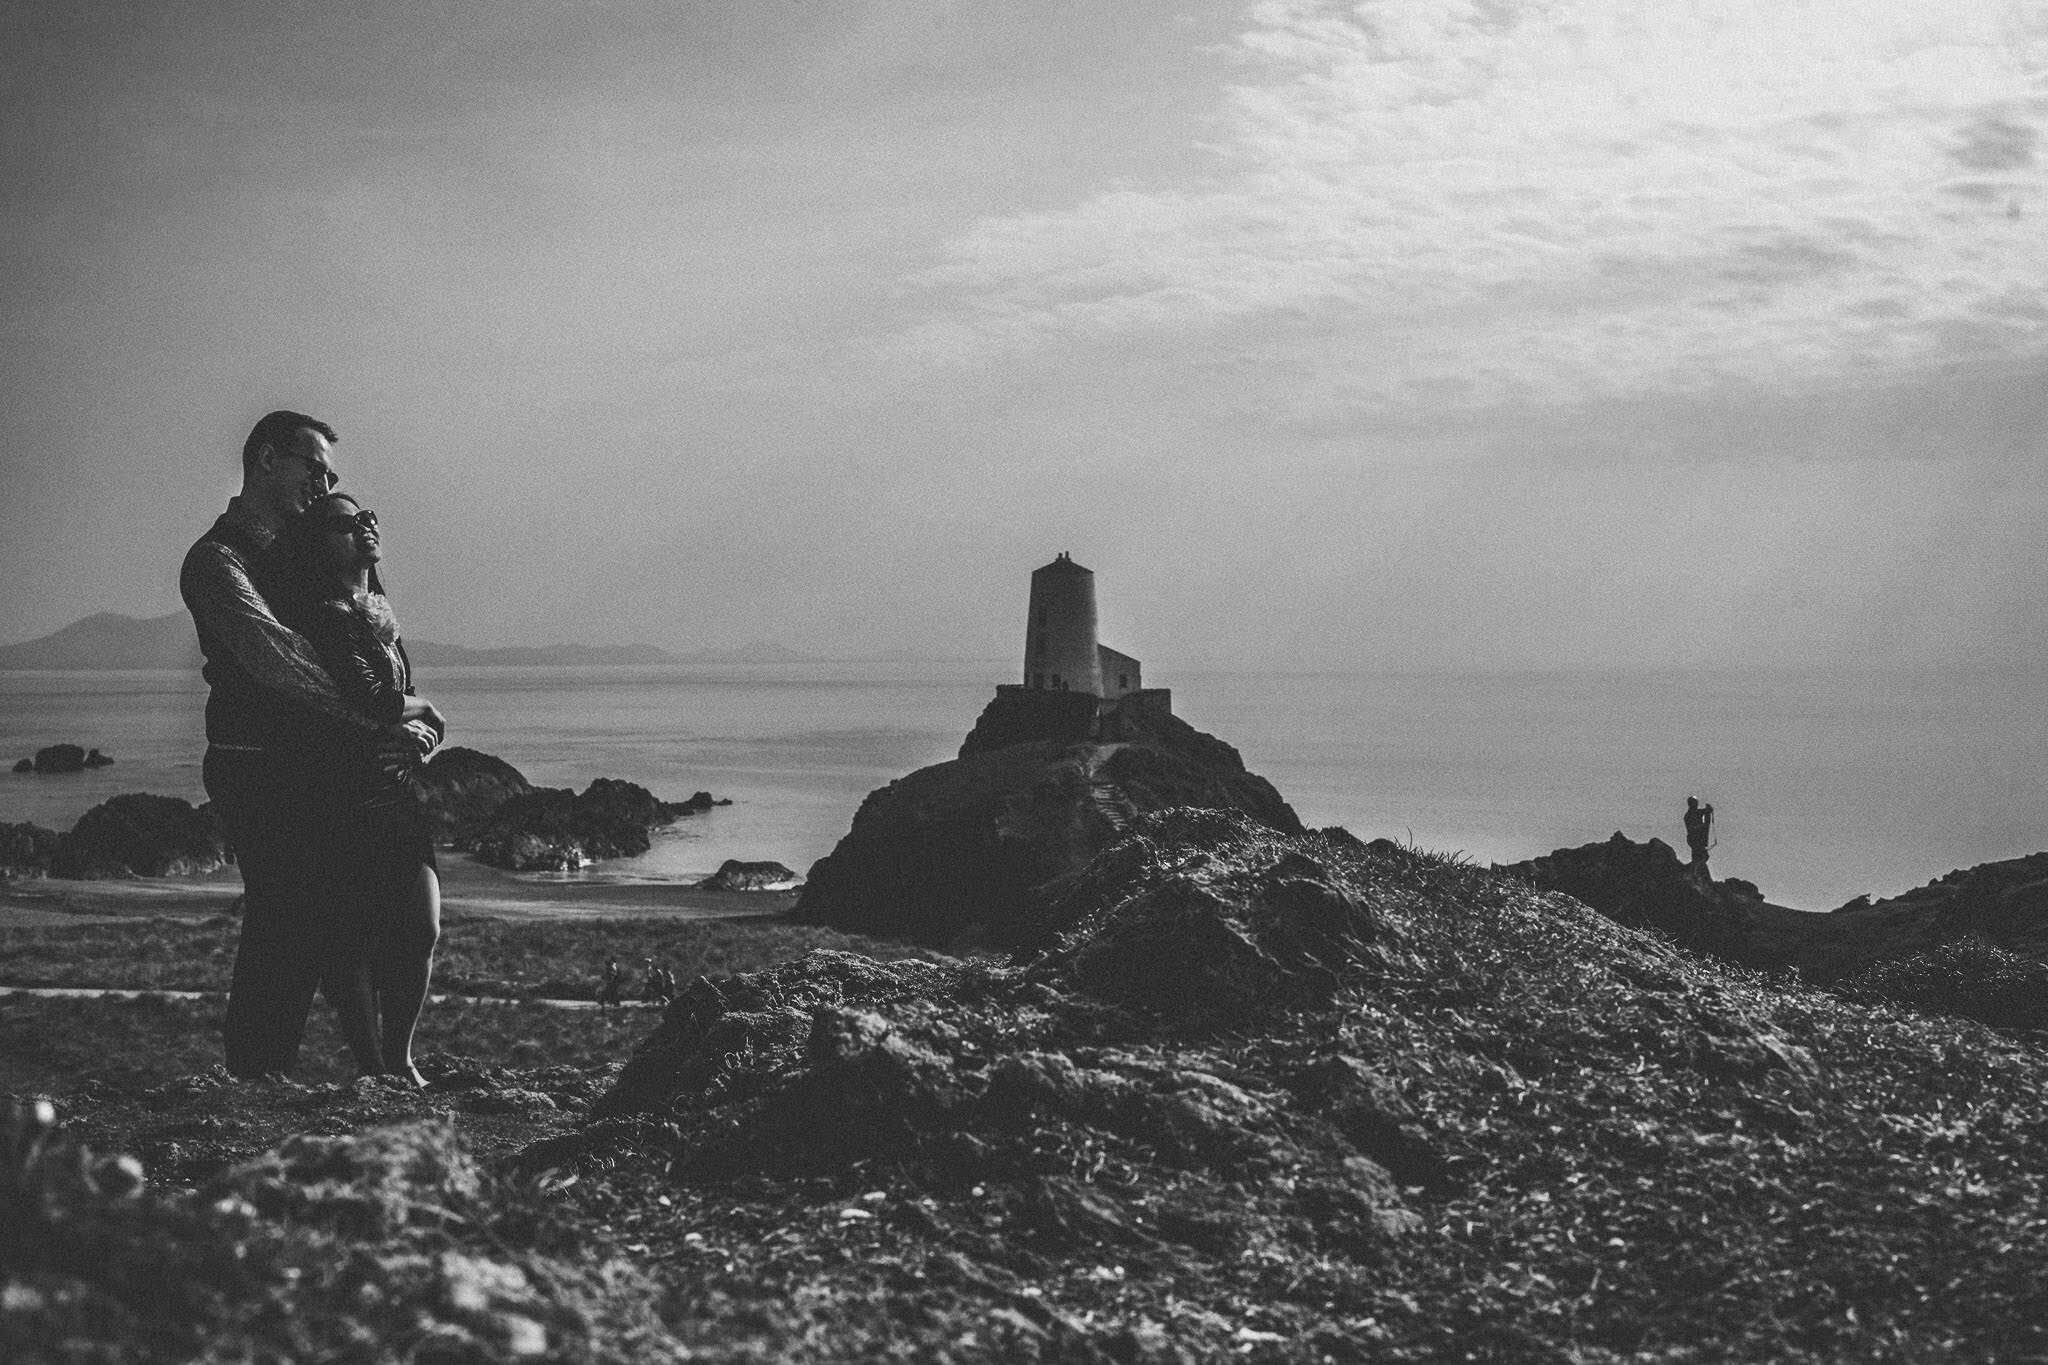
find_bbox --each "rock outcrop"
[796,693,1301,945]
[49,794,229,879]
[1829,852,2048,962]
[412,746,727,868]
[592,809,1438,1230]
[698,859,799,891]
[1499,832,1759,961]
[11,743,114,775]
[1504,836,2048,990]
[1,821,59,879]
[413,746,535,845]
[468,778,725,872]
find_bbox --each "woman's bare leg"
[374,862,440,1086]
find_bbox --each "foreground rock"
[11,743,114,774]
[796,689,1302,945]
[697,859,799,891]
[49,793,229,878]
[0,1101,676,1363]
[468,778,726,872]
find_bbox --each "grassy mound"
[1838,935,2048,1032]
[9,808,2048,1360]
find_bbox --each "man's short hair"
[242,410,338,473]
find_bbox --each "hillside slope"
[11,809,2046,1361]
[0,612,199,670]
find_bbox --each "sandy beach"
[0,857,796,928]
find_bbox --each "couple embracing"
[181,410,444,1083]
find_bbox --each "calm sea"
[2,661,2041,910]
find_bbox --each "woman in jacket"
[281,490,444,1084]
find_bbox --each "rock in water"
[21,743,88,774]
[699,859,799,891]
[795,693,1301,946]
[1,822,59,879]
[415,746,534,845]
[468,777,713,871]
[50,794,229,878]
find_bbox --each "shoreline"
[0,856,796,928]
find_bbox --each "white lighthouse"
[1021,553,1144,698]
[1023,552,1100,694]
[961,553,1166,757]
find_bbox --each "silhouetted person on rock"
[1684,797,1714,870]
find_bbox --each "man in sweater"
[181,410,441,1077]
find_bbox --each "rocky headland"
[794,687,1301,946]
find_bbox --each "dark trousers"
[206,747,335,1077]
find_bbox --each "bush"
[1839,936,2048,1031]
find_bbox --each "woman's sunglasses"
[317,508,379,534]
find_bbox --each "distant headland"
[0,611,811,670]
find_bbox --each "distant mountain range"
[0,612,810,670]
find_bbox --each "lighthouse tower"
[1023,552,1103,695]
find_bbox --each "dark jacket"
[180,502,373,751]
[290,592,425,809]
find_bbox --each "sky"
[2,0,2044,672]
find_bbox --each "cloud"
[1950,114,2039,170]
[904,0,2048,421]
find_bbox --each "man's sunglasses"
[317,509,379,534]
[280,449,339,490]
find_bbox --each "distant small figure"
[1683,796,1715,868]
[597,957,625,1015]
[639,957,678,1006]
